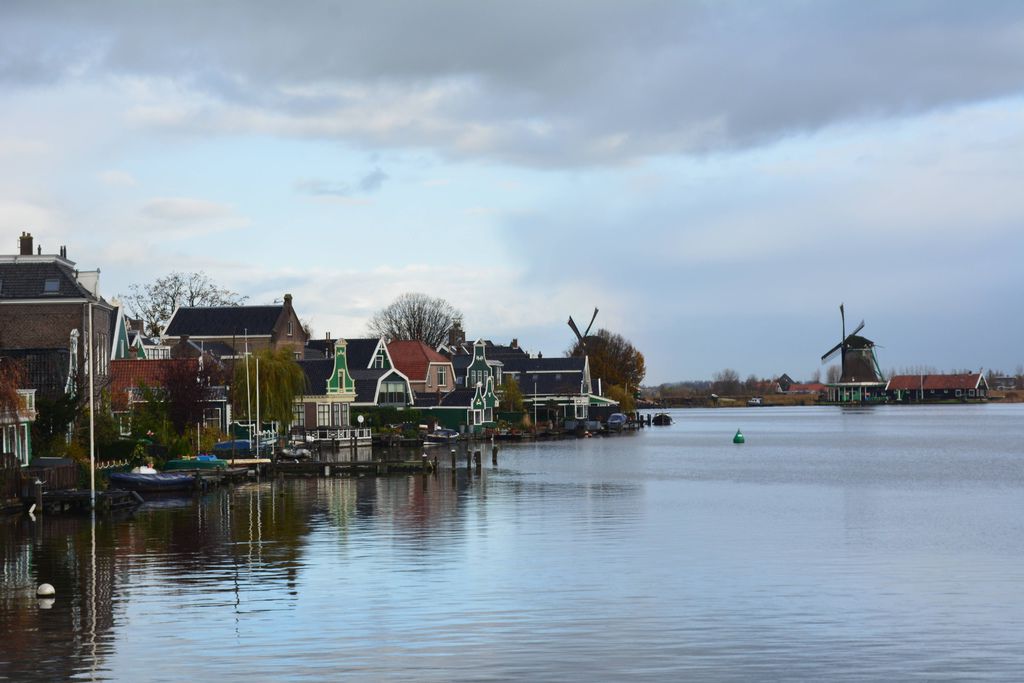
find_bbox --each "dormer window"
[43,278,60,294]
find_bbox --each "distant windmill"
[820,304,884,384]
[567,307,599,356]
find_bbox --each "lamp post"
[88,303,95,509]
[533,376,538,429]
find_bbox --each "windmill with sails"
[820,304,886,403]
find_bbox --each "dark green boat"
[164,455,229,471]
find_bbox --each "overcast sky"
[3,1,1023,383]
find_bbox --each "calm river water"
[2,404,1024,681]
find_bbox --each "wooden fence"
[0,452,20,501]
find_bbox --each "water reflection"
[1,405,1023,680]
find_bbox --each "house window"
[292,403,305,427]
[575,403,587,419]
[494,368,502,384]
[472,409,482,425]
[204,408,221,430]
[955,390,962,397]
[437,366,446,387]
[331,403,342,426]
[43,278,60,294]
[378,381,406,405]
[294,352,301,360]
[117,413,131,436]
[969,389,976,397]
[317,403,331,426]
[373,350,385,369]
[484,407,493,422]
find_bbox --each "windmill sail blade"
[567,317,584,344]
[582,307,599,337]
[848,320,865,338]
[821,341,843,363]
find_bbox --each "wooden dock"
[270,458,436,477]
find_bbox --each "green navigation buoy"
[733,429,745,444]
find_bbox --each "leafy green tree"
[606,384,636,413]
[498,376,524,412]
[567,328,645,392]
[232,348,307,428]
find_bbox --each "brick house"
[162,293,309,359]
[0,232,114,402]
[387,340,456,395]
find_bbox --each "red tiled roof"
[786,383,827,393]
[886,373,983,392]
[386,341,452,382]
[109,359,198,408]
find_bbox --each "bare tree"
[809,368,821,383]
[712,368,741,395]
[367,293,462,348]
[120,271,248,336]
[825,365,842,383]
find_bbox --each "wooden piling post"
[467,450,473,470]
[491,445,498,466]
[34,480,43,514]
[473,451,482,472]
[450,448,457,471]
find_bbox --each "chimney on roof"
[283,293,293,307]
[538,351,543,359]
[511,338,518,349]
[326,332,331,341]
[19,231,33,255]
[60,245,66,258]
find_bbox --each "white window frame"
[317,403,331,427]
[293,402,305,427]
[437,366,446,387]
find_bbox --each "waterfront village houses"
[294,336,414,438]
[0,232,114,411]
[162,294,308,359]
[108,357,232,437]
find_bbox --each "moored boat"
[423,428,459,446]
[108,472,196,493]
[164,454,229,471]
[652,413,673,426]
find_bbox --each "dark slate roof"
[298,359,332,396]
[164,305,283,337]
[305,338,335,359]
[351,367,387,403]
[499,356,586,373]
[415,389,475,408]
[345,338,382,369]
[516,373,587,396]
[0,260,94,299]
[192,341,237,358]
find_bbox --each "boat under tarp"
[652,413,673,426]
[108,472,196,492]
[164,455,229,471]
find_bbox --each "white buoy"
[37,583,55,597]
